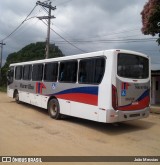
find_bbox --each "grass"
[0,86,7,92]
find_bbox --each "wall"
[151,76,160,105]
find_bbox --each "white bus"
[7,49,150,123]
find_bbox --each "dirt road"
[0,92,160,164]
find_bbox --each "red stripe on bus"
[55,93,98,106]
[118,96,150,111]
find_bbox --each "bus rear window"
[117,53,149,79]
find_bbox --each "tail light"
[148,89,150,107]
[112,85,118,110]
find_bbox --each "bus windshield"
[117,53,149,79]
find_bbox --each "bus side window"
[15,66,22,80]
[59,60,78,83]
[94,58,105,83]
[44,62,58,82]
[32,64,43,81]
[23,65,32,81]
[79,64,86,83]
[78,57,105,84]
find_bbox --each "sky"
[0,0,160,66]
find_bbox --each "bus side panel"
[98,110,107,123]
[19,91,26,102]
[71,101,98,121]
[29,93,47,108]
[58,99,71,116]
[98,52,115,123]
[7,78,15,98]
[54,84,99,120]
[29,93,37,106]
[7,87,14,98]
[19,91,48,109]
[41,95,49,109]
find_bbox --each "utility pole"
[36,1,56,59]
[0,41,6,82]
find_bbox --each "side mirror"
[7,70,13,84]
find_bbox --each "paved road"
[0,92,159,165]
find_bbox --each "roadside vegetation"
[0,42,64,88]
[0,86,7,92]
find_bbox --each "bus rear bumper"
[106,107,150,123]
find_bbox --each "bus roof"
[9,49,149,66]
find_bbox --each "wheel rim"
[50,103,57,116]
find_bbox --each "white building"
[151,64,160,105]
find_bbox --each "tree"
[5,42,64,64]
[141,0,160,45]
[0,42,64,86]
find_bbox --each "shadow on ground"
[12,101,155,136]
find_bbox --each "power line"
[53,24,82,43]
[40,20,87,53]
[52,23,151,45]
[99,28,140,38]
[1,1,157,56]
[41,6,49,14]
[52,24,142,41]
[0,5,37,42]
[5,7,48,42]
[137,50,160,52]
[48,22,157,45]
[55,0,73,6]
[69,28,141,41]
[50,37,158,44]
[49,23,157,46]
[52,29,87,53]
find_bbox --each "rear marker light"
[112,85,118,110]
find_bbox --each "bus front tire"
[48,99,61,120]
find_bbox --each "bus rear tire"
[15,91,20,104]
[48,99,61,120]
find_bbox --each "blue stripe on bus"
[54,86,98,96]
[136,89,149,102]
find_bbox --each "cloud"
[0,0,159,65]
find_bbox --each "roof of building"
[152,64,160,71]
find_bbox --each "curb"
[150,106,160,114]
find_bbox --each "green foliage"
[141,0,160,45]
[5,42,64,64]
[0,42,64,86]
[0,86,7,93]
